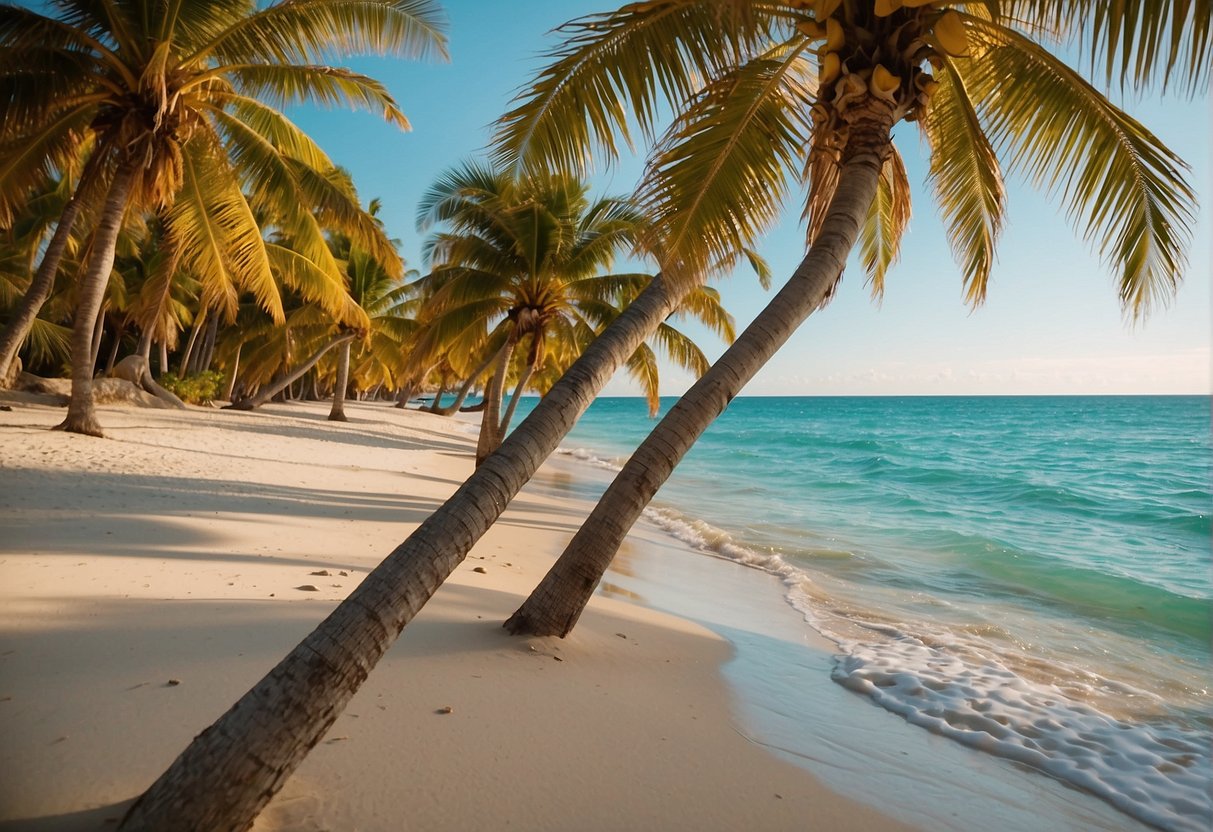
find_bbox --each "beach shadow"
[208,402,478,454]
[0,466,447,568]
[0,800,134,831]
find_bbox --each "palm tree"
[500,0,1202,636]
[326,201,422,421]
[118,4,1202,829]
[415,163,654,462]
[0,0,446,434]
[416,162,733,462]
[0,173,86,379]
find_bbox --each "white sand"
[0,395,915,831]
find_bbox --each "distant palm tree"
[416,162,730,463]
[326,200,422,420]
[501,0,1202,636]
[0,174,82,376]
[118,4,1202,831]
[0,0,446,434]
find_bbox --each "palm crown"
[417,162,735,414]
[1,0,445,322]
[493,0,1201,317]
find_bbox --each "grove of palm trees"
[1,2,1208,831]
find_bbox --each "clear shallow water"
[512,394,1211,832]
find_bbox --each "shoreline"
[1,396,915,831]
[530,451,1156,832]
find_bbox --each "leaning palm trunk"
[425,376,449,412]
[394,361,434,408]
[119,274,681,832]
[0,160,100,386]
[436,349,497,415]
[499,350,539,437]
[228,332,357,411]
[56,160,138,436]
[474,336,516,465]
[327,340,352,421]
[505,118,892,638]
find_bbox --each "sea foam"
[635,502,1212,832]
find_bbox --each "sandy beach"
[0,394,919,831]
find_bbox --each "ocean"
[509,394,1210,832]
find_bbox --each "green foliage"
[160,370,225,405]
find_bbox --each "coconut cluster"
[791,0,969,124]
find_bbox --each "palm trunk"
[197,314,219,373]
[178,308,207,377]
[158,341,169,378]
[504,117,893,638]
[119,273,682,832]
[499,338,540,437]
[224,342,242,402]
[474,336,517,466]
[425,376,449,413]
[436,349,498,415]
[105,322,124,374]
[0,156,99,386]
[227,332,357,411]
[89,305,107,376]
[327,340,352,422]
[395,361,434,409]
[56,161,137,437]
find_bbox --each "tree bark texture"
[89,305,107,375]
[119,274,684,832]
[504,120,893,638]
[474,337,516,466]
[0,159,97,386]
[327,340,351,421]
[227,333,357,411]
[56,161,137,437]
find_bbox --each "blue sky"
[291,0,1210,396]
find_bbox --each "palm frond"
[284,160,403,277]
[1006,0,1210,93]
[0,5,127,81]
[654,321,711,377]
[0,106,96,227]
[265,244,368,329]
[203,0,448,66]
[222,64,409,129]
[217,97,335,170]
[670,284,736,343]
[493,0,776,176]
[637,41,815,283]
[857,146,912,301]
[19,315,73,367]
[920,59,1004,305]
[624,340,661,417]
[171,133,281,322]
[966,17,1196,317]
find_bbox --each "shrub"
[160,370,225,404]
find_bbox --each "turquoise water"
[512,394,1211,832]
